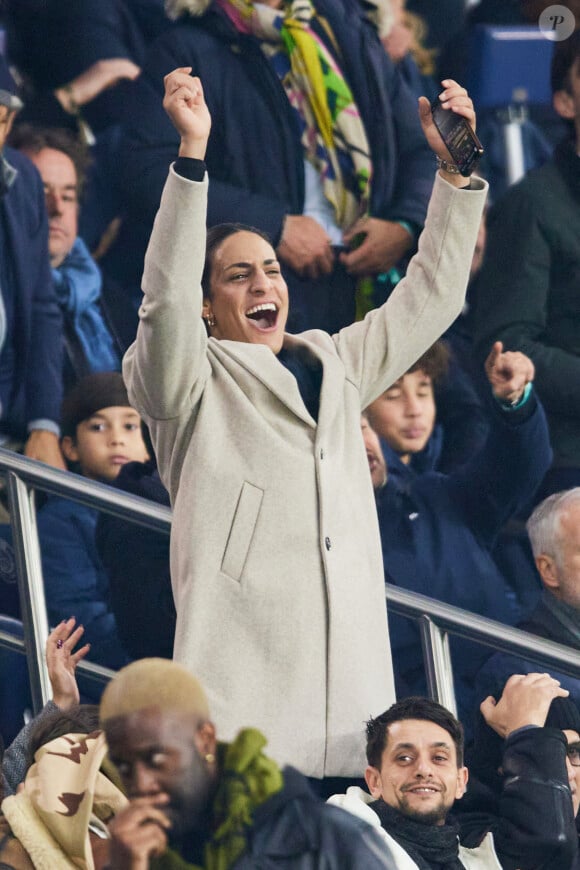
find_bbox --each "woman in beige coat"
[123,69,487,780]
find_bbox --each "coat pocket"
[221,482,264,582]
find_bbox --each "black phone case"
[431,101,484,177]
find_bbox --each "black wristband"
[174,157,207,182]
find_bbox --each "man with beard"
[100,658,397,869]
[328,676,578,869]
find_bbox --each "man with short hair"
[365,339,488,480]
[362,343,551,721]
[101,658,397,869]
[476,487,580,711]
[329,674,579,868]
[0,57,64,468]
[9,124,119,380]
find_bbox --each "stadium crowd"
[0,0,579,866]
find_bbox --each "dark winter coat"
[95,459,175,660]
[474,141,580,469]
[102,0,435,339]
[37,495,130,672]
[0,148,62,435]
[380,392,552,721]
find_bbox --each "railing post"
[7,471,51,712]
[418,615,457,717]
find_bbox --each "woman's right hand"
[163,68,211,161]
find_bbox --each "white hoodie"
[327,787,502,870]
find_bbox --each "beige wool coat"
[123,167,487,778]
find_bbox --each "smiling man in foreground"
[328,677,579,869]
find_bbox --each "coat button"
[320,448,324,459]
[325,536,332,550]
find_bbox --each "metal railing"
[3,448,170,712]
[2,447,580,720]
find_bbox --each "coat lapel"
[210,337,316,427]
[209,334,347,432]
[283,333,347,437]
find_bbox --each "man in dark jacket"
[473,30,580,499]
[9,124,120,383]
[101,658,397,869]
[0,57,64,468]
[101,0,435,346]
[362,343,551,724]
[475,487,580,712]
[328,676,579,869]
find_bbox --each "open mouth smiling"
[245,302,279,330]
[404,785,441,796]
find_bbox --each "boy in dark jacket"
[362,343,551,725]
[37,372,149,674]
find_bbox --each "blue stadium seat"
[468,25,554,109]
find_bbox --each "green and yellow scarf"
[217,0,372,231]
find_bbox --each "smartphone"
[431,100,484,177]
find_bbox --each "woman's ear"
[202,298,212,319]
[61,436,79,463]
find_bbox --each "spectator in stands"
[95,452,175,660]
[364,338,522,488]
[0,620,123,866]
[123,69,487,781]
[474,30,580,499]
[465,683,580,836]
[361,343,551,721]
[37,372,150,674]
[101,0,438,346]
[380,0,438,103]
[101,658,397,869]
[9,124,120,386]
[1,618,91,796]
[404,0,466,82]
[365,339,489,478]
[3,1,144,130]
[0,57,64,469]
[3,1,170,252]
[476,488,580,713]
[0,724,123,869]
[328,675,578,869]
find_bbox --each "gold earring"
[205,753,215,764]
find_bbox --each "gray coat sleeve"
[1,701,59,796]
[332,173,488,409]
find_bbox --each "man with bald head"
[101,658,397,869]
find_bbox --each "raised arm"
[479,674,578,870]
[123,70,213,422]
[333,81,488,407]
[443,345,550,543]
